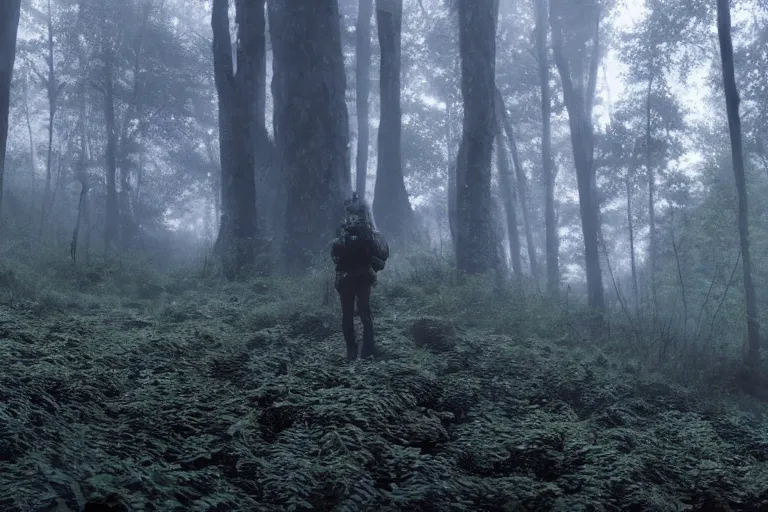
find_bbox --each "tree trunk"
[355,0,373,197]
[446,101,457,251]
[192,94,221,244]
[373,0,414,242]
[134,132,144,205]
[39,0,58,238]
[535,0,559,298]
[270,0,351,271]
[23,68,36,194]
[72,180,89,263]
[0,0,22,221]
[496,89,538,279]
[455,0,501,275]
[201,132,221,240]
[48,134,67,220]
[71,7,90,264]
[212,0,264,278]
[446,54,460,254]
[265,20,287,263]
[103,50,119,258]
[72,73,90,266]
[117,0,152,250]
[496,136,522,279]
[550,0,605,313]
[645,74,657,309]
[716,0,760,366]
[249,0,276,245]
[626,166,639,309]
[494,93,521,278]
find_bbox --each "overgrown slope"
[1,255,768,511]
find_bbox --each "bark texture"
[717,0,761,365]
[626,152,639,309]
[550,0,605,312]
[455,0,501,275]
[0,0,23,220]
[102,41,119,258]
[270,0,351,271]
[493,93,521,279]
[496,88,538,279]
[645,75,657,307]
[373,0,415,242]
[355,0,373,197]
[40,0,60,238]
[535,0,560,297]
[212,0,264,278]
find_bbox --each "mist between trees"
[2,1,768,510]
[0,0,766,377]
[0,0,766,376]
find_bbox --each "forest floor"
[1,253,768,512]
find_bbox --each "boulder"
[409,316,458,353]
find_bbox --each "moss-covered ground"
[1,251,768,511]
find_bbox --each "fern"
[1,264,768,511]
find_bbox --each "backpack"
[340,216,390,271]
[342,217,373,266]
[370,231,389,271]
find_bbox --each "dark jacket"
[331,236,376,290]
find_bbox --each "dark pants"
[338,283,375,360]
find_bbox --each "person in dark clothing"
[331,193,389,361]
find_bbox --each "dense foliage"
[1,248,768,511]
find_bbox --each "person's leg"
[339,287,358,360]
[357,284,376,359]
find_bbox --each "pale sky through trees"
[4,0,760,245]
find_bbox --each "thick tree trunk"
[496,89,538,279]
[249,0,276,245]
[717,0,761,366]
[373,0,414,242]
[270,0,351,271]
[356,0,373,197]
[265,20,287,262]
[550,0,605,313]
[0,0,22,221]
[535,0,559,298]
[455,0,501,275]
[212,0,264,278]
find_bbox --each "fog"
[1,0,768,509]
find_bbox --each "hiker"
[331,193,390,361]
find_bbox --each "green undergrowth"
[1,250,768,511]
